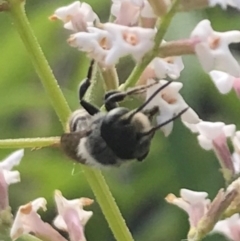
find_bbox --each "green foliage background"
[0,1,240,241]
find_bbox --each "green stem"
[7,0,71,127]
[7,1,134,241]
[99,67,119,91]
[122,56,152,90]
[123,0,180,90]
[0,137,60,149]
[82,166,133,241]
[153,0,180,51]
[19,234,43,241]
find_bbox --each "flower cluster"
[0,149,23,212]
[0,150,93,241]
[190,19,240,97]
[50,1,157,66]
[165,187,240,240]
[11,191,93,241]
[183,120,240,183]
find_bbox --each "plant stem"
[0,137,60,149]
[158,39,195,57]
[7,1,134,241]
[178,0,208,11]
[7,0,71,127]
[153,0,180,50]
[82,166,133,241]
[100,67,119,91]
[123,0,180,90]
[19,234,43,241]
[122,56,152,90]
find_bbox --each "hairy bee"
[60,61,187,167]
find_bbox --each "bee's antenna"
[141,107,189,136]
[128,80,172,121]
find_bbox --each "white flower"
[111,0,155,26]
[209,70,240,97]
[233,131,240,153]
[184,121,236,175]
[68,24,155,66]
[151,56,184,79]
[50,1,98,32]
[145,79,200,136]
[11,198,67,241]
[137,55,184,86]
[232,152,240,174]
[190,19,240,76]
[0,149,23,171]
[111,0,140,26]
[130,0,156,18]
[0,149,24,210]
[191,121,235,150]
[231,131,240,174]
[54,190,93,241]
[165,189,210,227]
[68,27,111,64]
[209,0,240,9]
[102,23,155,65]
[212,214,240,241]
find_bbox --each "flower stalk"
[100,67,119,91]
[158,39,196,57]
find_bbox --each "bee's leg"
[104,83,159,111]
[104,90,124,111]
[79,60,100,115]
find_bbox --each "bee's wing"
[60,130,91,163]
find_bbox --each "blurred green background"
[0,1,240,241]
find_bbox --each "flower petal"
[197,134,213,150]
[0,149,24,171]
[196,121,225,140]
[2,170,20,185]
[180,189,208,204]
[209,70,235,94]
[191,19,240,76]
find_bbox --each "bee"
[60,60,187,168]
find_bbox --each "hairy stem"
[7,0,70,127]
[7,1,134,241]
[0,137,60,149]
